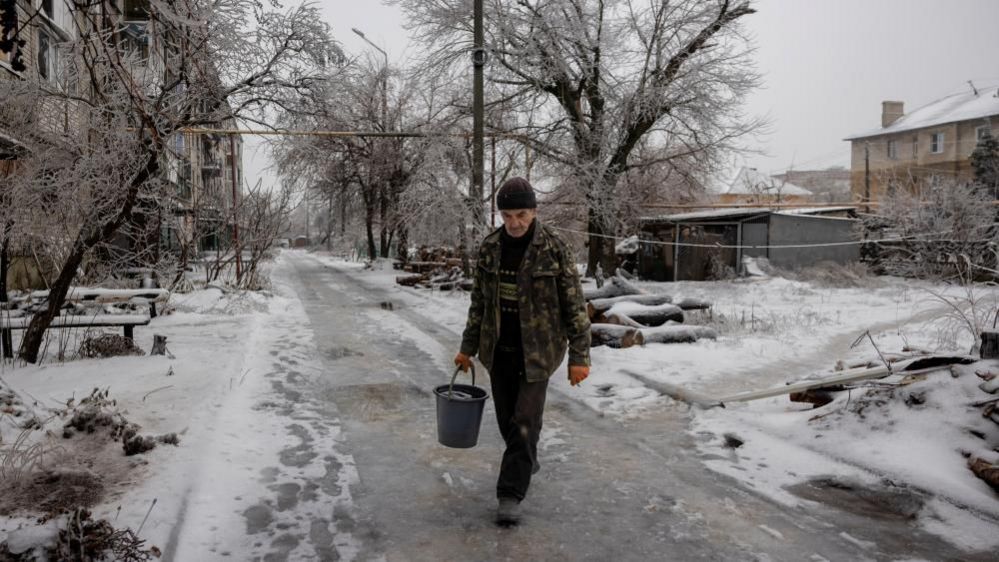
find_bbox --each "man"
[453,177,591,526]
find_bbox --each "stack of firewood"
[395,246,470,290]
[396,266,473,291]
[971,368,999,492]
[585,275,716,349]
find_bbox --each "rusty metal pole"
[229,133,241,280]
[472,0,486,230]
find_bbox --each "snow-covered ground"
[1,250,997,558]
[0,257,361,559]
[312,254,999,552]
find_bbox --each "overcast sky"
[243,0,999,189]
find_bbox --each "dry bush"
[77,333,145,359]
[48,508,160,562]
[784,261,882,289]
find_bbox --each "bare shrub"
[48,508,160,561]
[77,333,145,359]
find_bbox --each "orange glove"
[454,352,473,372]
[568,365,589,386]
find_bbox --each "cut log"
[674,297,712,311]
[969,457,999,492]
[604,302,683,327]
[639,324,717,344]
[587,294,673,319]
[591,324,644,349]
[396,274,427,287]
[981,331,999,360]
[601,313,646,329]
[151,335,169,356]
[582,275,644,301]
[789,388,840,408]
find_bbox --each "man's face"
[500,208,537,238]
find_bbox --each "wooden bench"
[0,287,169,359]
[28,288,170,318]
[0,313,151,358]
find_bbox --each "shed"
[637,207,860,281]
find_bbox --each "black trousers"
[490,346,549,502]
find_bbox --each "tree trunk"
[396,226,409,264]
[326,191,334,252]
[590,324,644,348]
[597,303,684,327]
[365,199,377,260]
[982,331,999,360]
[20,151,159,364]
[587,294,673,318]
[19,235,89,363]
[0,233,10,356]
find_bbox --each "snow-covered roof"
[845,80,999,140]
[778,206,858,216]
[719,167,812,196]
[641,206,856,224]
[641,208,770,223]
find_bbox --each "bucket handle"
[449,363,476,398]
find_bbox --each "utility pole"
[472,0,486,228]
[864,141,871,213]
[229,133,241,280]
[352,28,390,256]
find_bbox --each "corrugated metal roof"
[845,80,999,140]
[641,206,857,224]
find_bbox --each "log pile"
[394,246,471,291]
[396,267,473,291]
[971,368,999,491]
[586,275,715,349]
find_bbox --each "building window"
[929,132,944,154]
[120,22,149,60]
[37,29,57,80]
[978,125,993,142]
[887,140,898,160]
[123,0,150,21]
[911,136,918,158]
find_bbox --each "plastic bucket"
[434,365,488,448]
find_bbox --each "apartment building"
[0,0,244,263]
[844,81,998,201]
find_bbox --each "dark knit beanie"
[495,177,537,210]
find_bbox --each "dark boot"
[496,497,521,526]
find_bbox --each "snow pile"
[615,235,639,255]
[691,358,999,550]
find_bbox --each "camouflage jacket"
[460,221,591,382]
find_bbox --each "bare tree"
[394,0,763,274]
[0,0,339,363]
[861,176,999,281]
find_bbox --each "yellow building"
[844,81,998,201]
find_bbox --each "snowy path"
[279,252,985,561]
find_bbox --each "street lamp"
[353,27,391,257]
[351,27,388,133]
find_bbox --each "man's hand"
[454,352,473,372]
[568,365,589,386]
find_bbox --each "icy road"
[160,251,993,561]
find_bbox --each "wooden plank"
[624,355,975,409]
[28,288,170,303]
[0,314,151,330]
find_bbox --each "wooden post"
[982,331,999,359]
[151,334,168,356]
